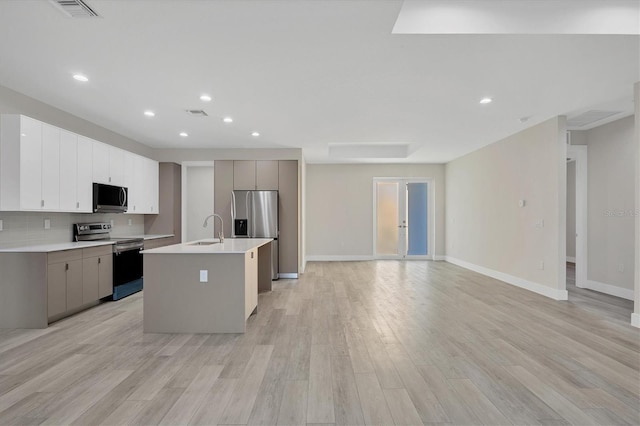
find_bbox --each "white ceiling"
[0,0,637,163]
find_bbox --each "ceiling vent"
[567,110,622,128]
[186,109,208,117]
[50,0,99,18]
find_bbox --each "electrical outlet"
[199,270,208,283]
[128,219,132,226]
[0,219,3,231]
[535,219,544,229]
[538,260,544,270]
[618,263,625,273]
[44,219,51,230]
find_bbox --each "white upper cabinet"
[146,158,159,214]
[0,114,159,214]
[17,116,43,210]
[0,115,61,211]
[92,140,109,184]
[59,130,78,211]
[93,141,125,186]
[61,132,92,213]
[41,124,60,210]
[108,146,124,186]
[129,155,159,214]
[76,138,93,212]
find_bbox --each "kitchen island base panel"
[143,251,258,334]
[257,242,272,292]
[0,253,48,328]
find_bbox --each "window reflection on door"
[375,182,400,255]
[375,179,428,258]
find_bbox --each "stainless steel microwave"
[93,183,128,213]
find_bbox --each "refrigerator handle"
[231,191,236,221]
[247,191,253,237]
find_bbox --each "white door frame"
[567,145,587,289]
[372,177,435,260]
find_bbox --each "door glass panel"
[407,182,428,255]
[376,182,399,255]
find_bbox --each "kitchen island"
[142,238,273,333]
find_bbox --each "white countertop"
[0,240,116,253]
[0,234,175,253]
[115,234,174,241]
[142,238,273,254]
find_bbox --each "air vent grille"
[567,110,621,128]
[186,110,208,117]
[50,0,99,18]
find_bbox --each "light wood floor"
[0,260,638,426]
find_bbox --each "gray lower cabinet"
[98,254,113,299]
[47,245,113,322]
[47,249,83,318]
[66,259,84,311]
[47,262,68,319]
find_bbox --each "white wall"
[306,163,445,259]
[586,116,635,298]
[185,166,214,241]
[566,161,576,259]
[445,117,567,300]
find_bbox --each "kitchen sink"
[190,241,220,246]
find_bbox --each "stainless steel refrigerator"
[231,190,279,280]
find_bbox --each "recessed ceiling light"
[200,94,212,102]
[144,110,155,117]
[223,117,233,123]
[251,132,260,137]
[480,97,493,104]
[73,74,88,82]
[179,132,188,137]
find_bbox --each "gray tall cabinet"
[214,160,299,276]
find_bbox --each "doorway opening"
[373,178,434,260]
[566,145,587,291]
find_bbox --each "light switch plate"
[44,219,51,230]
[200,270,208,283]
[0,219,3,231]
[128,219,132,226]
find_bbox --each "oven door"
[112,246,143,300]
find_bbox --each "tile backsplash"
[0,212,145,248]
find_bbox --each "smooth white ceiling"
[0,0,637,163]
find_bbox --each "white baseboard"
[444,256,568,301]
[631,313,640,328]
[584,280,634,301]
[305,255,373,262]
[566,256,576,263]
[279,273,298,279]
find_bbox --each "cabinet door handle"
[65,263,69,271]
[41,200,44,207]
[76,202,79,209]
[98,257,101,264]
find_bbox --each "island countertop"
[141,238,273,254]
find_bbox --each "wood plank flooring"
[0,260,638,425]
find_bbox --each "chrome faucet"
[203,214,224,242]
